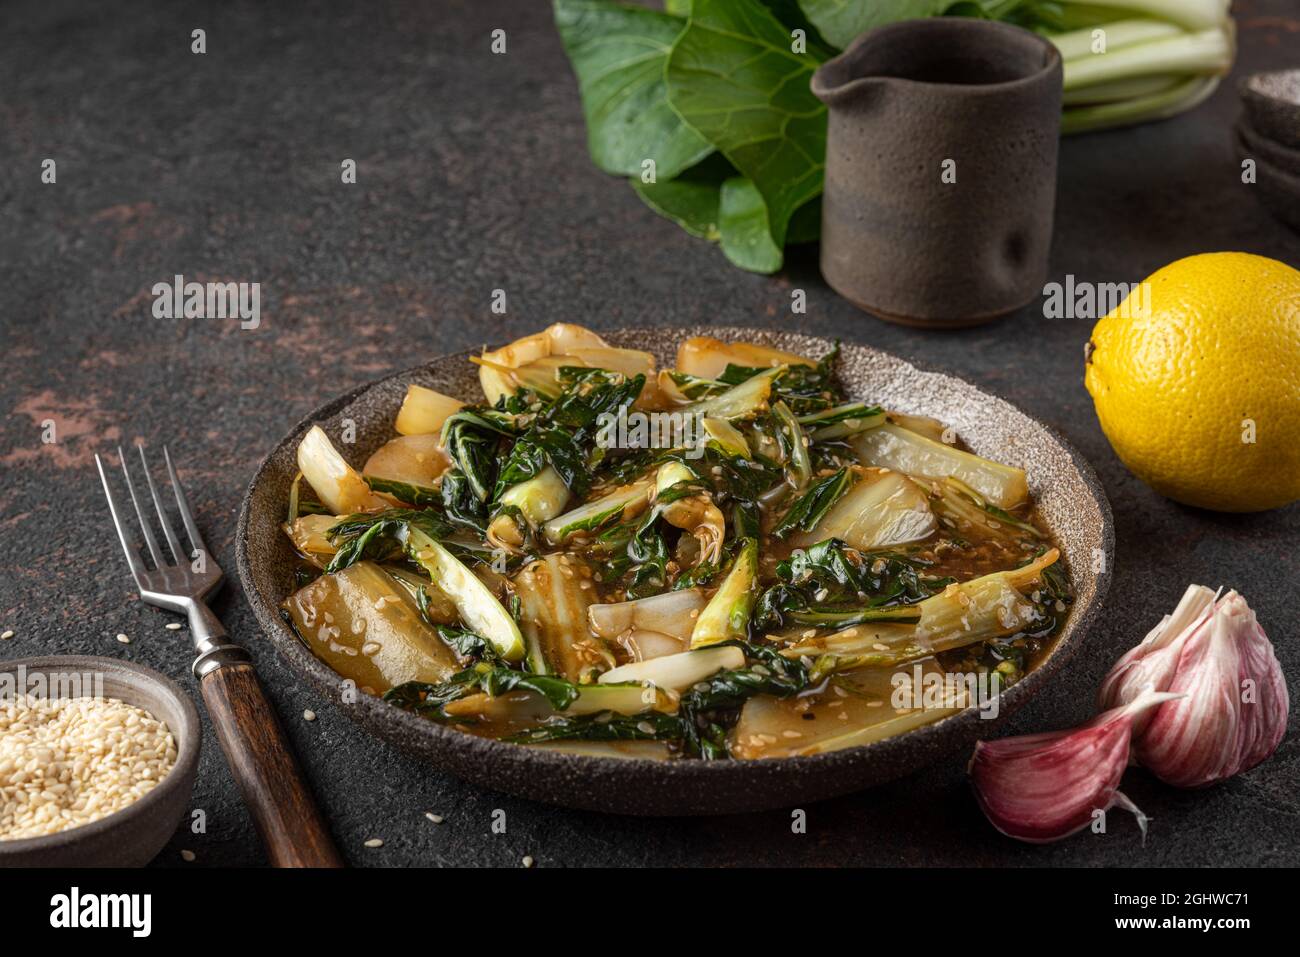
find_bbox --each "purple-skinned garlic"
[1100,587,1289,789]
[969,689,1180,844]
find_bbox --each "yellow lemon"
[1084,252,1300,512]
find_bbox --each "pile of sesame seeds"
[0,694,177,840]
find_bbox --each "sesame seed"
[0,694,177,839]
[522,855,535,868]
[165,623,183,631]
[364,838,384,848]
[0,630,13,640]
[425,812,444,824]
[115,634,130,644]
[303,710,317,722]
[181,849,196,862]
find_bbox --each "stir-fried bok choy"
[278,325,1073,759]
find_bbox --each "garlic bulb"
[1099,586,1289,789]
[969,689,1179,844]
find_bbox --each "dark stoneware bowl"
[0,656,200,866]
[1235,124,1300,234]
[237,328,1112,815]
[812,19,1062,327]
[1240,69,1300,151]
[1238,117,1300,177]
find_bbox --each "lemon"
[1084,252,1300,513]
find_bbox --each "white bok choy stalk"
[475,322,609,405]
[680,367,782,421]
[790,467,936,551]
[781,549,1061,671]
[296,425,388,515]
[797,402,887,442]
[691,538,759,648]
[283,513,344,567]
[403,527,525,662]
[701,418,751,458]
[598,645,747,693]
[589,588,709,661]
[362,433,451,505]
[282,561,461,692]
[394,384,465,436]
[542,477,654,545]
[851,423,1029,510]
[513,553,615,681]
[443,681,675,723]
[1036,0,1236,134]
[674,336,815,380]
[487,465,571,549]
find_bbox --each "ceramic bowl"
[236,328,1113,815]
[0,656,200,866]
[1240,69,1300,151]
[1238,117,1300,177]
[1235,124,1300,234]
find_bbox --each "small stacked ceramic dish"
[1236,69,1300,232]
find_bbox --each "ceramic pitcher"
[812,19,1063,327]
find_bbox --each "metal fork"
[97,445,342,868]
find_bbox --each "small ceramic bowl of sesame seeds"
[0,656,200,867]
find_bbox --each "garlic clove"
[969,689,1180,844]
[1097,584,1216,735]
[1135,591,1289,788]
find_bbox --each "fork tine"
[138,444,185,563]
[118,445,164,568]
[164,445,208,560]
[96,453,147,588]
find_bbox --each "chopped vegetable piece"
[405,527,525,662]
[542,478,654,545]
[282,561,460,693]
[676,336,815,379]
[691,538,758,648]
[852,423,1029,509]
[792,467,936,551]
[513,553,614,681]
[297,425,387,515]
[363,433,450,493]
[598,645,746,692]
[395,384,465,436]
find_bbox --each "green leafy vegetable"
[718,177,784,273]
[797,0,957,48]
[770,467,850,539]
[665,0,828,256]
[554,0,1236,272]
[754,538,953,630]
[553,0,711,179]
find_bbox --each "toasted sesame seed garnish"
[522,855,535,868]
[364,838,384,848]
[303,709,317,722]
[181,849,196,862]
[165,622,183,631]
[425,812,444,824]
[115,633,131,644]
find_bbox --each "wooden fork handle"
[200,663,344,868]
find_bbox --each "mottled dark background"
[1,0,1297,867]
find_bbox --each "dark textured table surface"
[2,0,1297,867]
